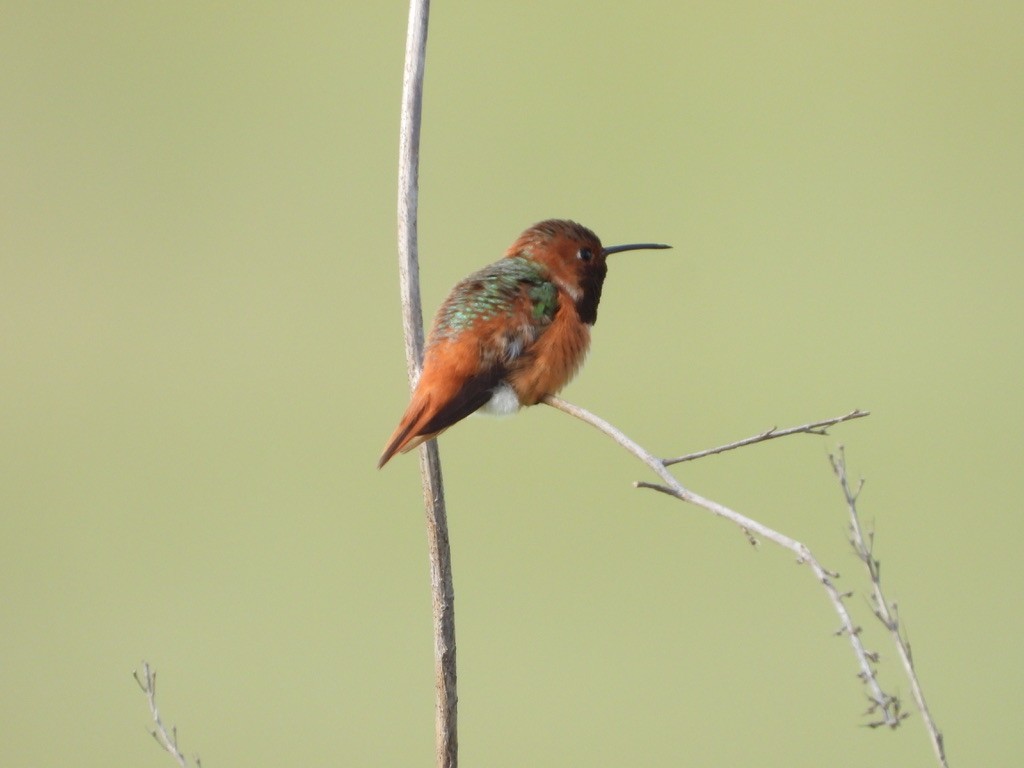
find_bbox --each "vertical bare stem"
[396,2,458,766]
[397,0,428,381]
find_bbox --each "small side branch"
[133,662,200,768]
[664,409,869,465]
[831,448,948,767]
[543,396,901,727]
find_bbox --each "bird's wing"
[377,270,555,467]
[376,330,508,467]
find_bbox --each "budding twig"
[830,448,948,766]
[133,662,200,768]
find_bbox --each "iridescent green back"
[431,256,552,341]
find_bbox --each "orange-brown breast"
[507,290,591,405]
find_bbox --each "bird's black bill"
[602,242,672,256]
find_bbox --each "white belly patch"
[479,382,521,417]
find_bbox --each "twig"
[664,409,869,465]
[543,395,901,727]
[133,662,200,768]
[396,2,458,767]
[831,448,948,766]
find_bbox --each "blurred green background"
[2,2,1021,765]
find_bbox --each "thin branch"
[831,448,948,767]
[543,395,902,727]
[664,409,869,465]
[133,662,200,768]
[396,2,458,767]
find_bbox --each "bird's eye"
[577,248,593,262]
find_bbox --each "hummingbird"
[378,219,670,468]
